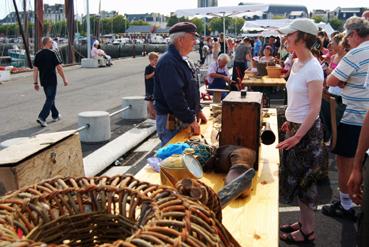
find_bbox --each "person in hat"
[154,22,207,146]
[276,19,324,244]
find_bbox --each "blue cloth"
[156,142,190,160]
[154,44,201,124]
[38,84,59,121]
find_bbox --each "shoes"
[280,229,315,244]
[280,222,302,233]
[322,200,356,221]
[36,118,47,127]
[52,114,61,122]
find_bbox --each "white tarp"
[175,4,269,18]
[242,19,336,36]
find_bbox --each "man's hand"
[34,83,40,91]
[189,120,200,135]
[197,111,207,124]
[347,167,363,205]
[64,80,69,86]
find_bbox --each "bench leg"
[213,92,222,103]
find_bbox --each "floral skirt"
[280,119,324,208]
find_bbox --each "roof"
[290,11,305,16]
[125,25,153,33]
[155,27,170,33]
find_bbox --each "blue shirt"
[154,44,201,124]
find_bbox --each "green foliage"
[329,17,344,31]
[0,24,18,36]
[312,16,324,23]
[208,17,230,33]
[272,15,285,20]
[190,17,206,35]
[130,20,150,26]
[229,17,245,35]
[166,15,188,27]
[112,15,127,33]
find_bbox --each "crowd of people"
[142,12,369,245]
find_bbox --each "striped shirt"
[332,40,369,126]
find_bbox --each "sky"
[1,0,368,19]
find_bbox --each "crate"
[219,91,263,169]
[266,66,282,78]
[0,131,84,195]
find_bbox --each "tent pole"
[222,13,226,53]
[204,17,206,36]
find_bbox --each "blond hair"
[148,52,159,60]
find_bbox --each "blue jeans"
[156,114,180,146]
[38,84,59,121]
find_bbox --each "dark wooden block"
[220,91,263,169]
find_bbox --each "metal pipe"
[76,123,90,133]
[109,105,131,117]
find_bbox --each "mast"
[23,0,29,67]
[34,0,43,52]
[65,0,75,64]
[86,0,91,58]
[13,0,33,68]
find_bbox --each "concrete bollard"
[78,111,111,143]
[0,137,30,149]
[122,96,146,119]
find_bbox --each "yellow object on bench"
[135,108,280,247]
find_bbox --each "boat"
[8,46,34,67]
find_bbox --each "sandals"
[280,229,315,244]
[280,221,302,233]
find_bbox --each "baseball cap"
[169,22,199,37]
[278,19,318,36]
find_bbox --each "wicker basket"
[0,175,240,247]
[266,66,282,78]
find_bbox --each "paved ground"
[0,51,361,246]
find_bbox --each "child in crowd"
[144,52,159,119]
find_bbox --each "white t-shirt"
[91,47,98,58]
[285,57,324,123]
[207,62,229,84]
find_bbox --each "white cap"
[278,19,318,36]
[93,40,100,46]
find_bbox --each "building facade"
[44,4,65,22]
[198,0,218,8]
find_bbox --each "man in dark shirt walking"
[33,37,68,127]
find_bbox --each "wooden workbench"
[135,108,280,247]
[242,75,286,87]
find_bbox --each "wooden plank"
[135,108,280,247]
[242,75,286,87]
[0,130,76,165]
[14,133,84,189]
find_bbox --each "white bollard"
[121,96,146,119]
[78,111,111,143]
[0,137,30,149]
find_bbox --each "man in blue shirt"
[154,22,207,146]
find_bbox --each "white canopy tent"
[175,4,269,51]
[241,19,336,36]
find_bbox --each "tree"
[112,15,127,33]
[329,17,344,31]
[166,15,187,27]
[130,20,150,26]
[190,17,205,35]
[208,17,232,34]
[312,16,324,23]
[229,17,245,35]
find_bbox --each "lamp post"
[86,0,91,58]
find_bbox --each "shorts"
[332,123,362,158]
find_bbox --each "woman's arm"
[276,80,322,150]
